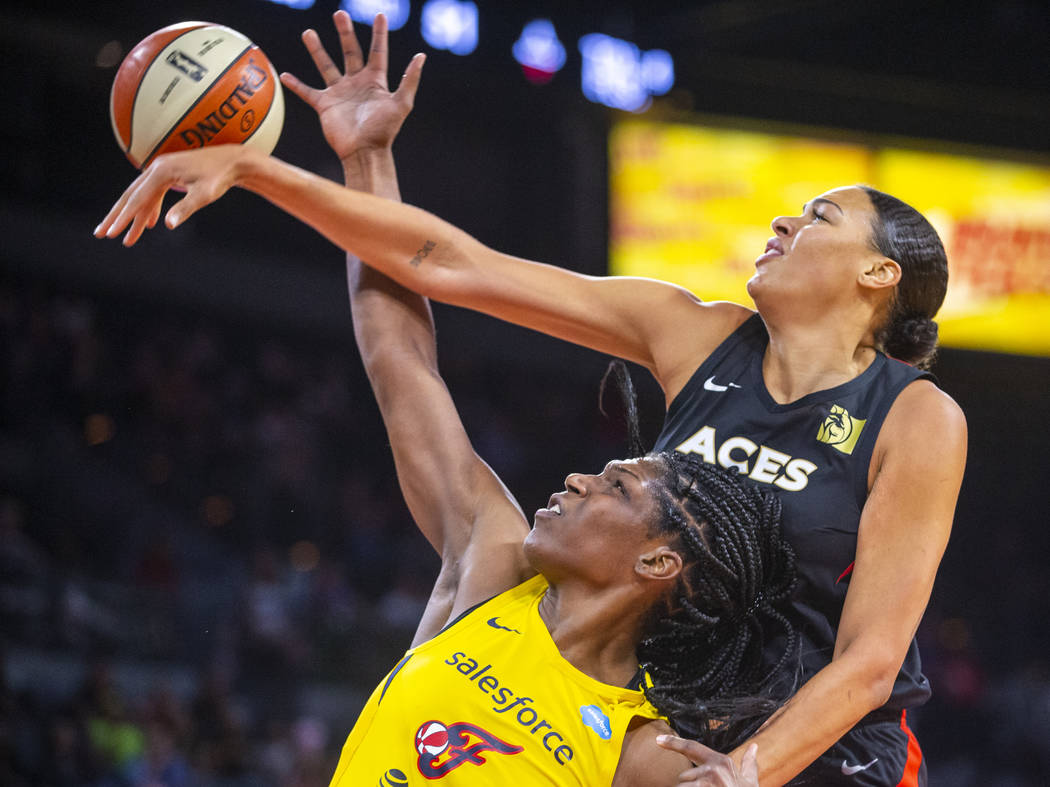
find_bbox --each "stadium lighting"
[421,0,478,55]
[641,49,674,95]
[579,34,647,112]
[512,19,566,84]
[341,0,411,30]
[579,34,674,111]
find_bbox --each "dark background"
[1,1,1049,785]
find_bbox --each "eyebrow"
[614,465,642,482]
[803,197,844,215]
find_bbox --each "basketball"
[110,22,284,169]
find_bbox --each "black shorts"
[788,710,925,786]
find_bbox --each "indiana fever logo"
[414,719,523,778]
[816,405,866,455]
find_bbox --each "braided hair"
[638,451,798,751]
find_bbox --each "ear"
[635,546,683,583]
[859,256,901,291]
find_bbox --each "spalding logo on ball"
[110,22,284,169]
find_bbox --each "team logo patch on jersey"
[414,719,523,778]
[579,705,612,740]
[816,405,866,455]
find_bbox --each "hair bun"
[883,314,939,368]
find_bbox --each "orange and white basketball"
[110,22,284,169]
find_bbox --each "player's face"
[747,186,886,311]
[525,457,668,583]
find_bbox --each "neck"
[759,311,877,404]
[537,581,650,688]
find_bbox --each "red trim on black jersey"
[835,561,855,584]
[896,709,923,786]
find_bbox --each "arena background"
[1,1,1048,784]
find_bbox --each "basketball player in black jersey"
[96,12,967,784]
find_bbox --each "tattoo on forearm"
[409,240,436,268]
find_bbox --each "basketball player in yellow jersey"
[98,13,799,786]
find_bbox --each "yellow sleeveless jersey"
[330,574,664,786]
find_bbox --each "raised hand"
[656,736,760,787]
[280,11,424,161]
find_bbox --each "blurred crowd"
[1,277,1048,785]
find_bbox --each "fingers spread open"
[301,28,341,86]
[115,166,170,244]
[367,13,389,86]
[164,180,218,230]
[333,9,364,74]
[96,169,147,238]
[394,52,425,109]
[279,72,320,107]
[146,197,163,229]
[123,212,152,247]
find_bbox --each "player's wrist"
[340,147,398,193]
[231,146,273,189]
[340,145,395,173]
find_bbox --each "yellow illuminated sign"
[609,119,1050,356]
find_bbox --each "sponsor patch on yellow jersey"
[329,575,663,785]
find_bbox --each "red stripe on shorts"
[896,709,923,786]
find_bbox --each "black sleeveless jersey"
[653,314,934,714]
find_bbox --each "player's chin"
[521,529,549,564]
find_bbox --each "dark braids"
[596,363,798,747]
[599,360,645,457]
[638,451,799,751]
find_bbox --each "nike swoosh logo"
[841,758,878,776]
[704,376,742,392]
[487,617,521,634]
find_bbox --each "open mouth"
[755,237,784,265]
[537,497,562,517]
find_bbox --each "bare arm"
[348,259,534,643]
[96,146,750,403]
[283,11,532,645]
[729,381,967,784]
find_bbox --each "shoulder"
[658,293,755,331]
[883,379,967,449]
[656,300,756,404]
[869,378,967,490]
[598,276,754,337]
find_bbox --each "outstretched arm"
[283,12,532,645]
[95,143,749,405]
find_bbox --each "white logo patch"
[840,758,878,776]
[703,376,742,392]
